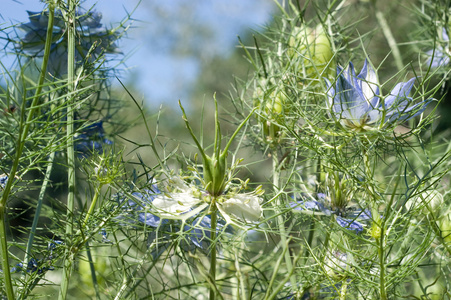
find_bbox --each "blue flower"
[290,193,371,234]
[74,121,113,158]
[0,175,7,188]
[290,193,331,214]
[11,257,55,275]
[426,28,450,68]
[47,240,63,260]
[325,60,431,132]
[10,240,61,275]
[15,9,119,76]
[99,228,111,243]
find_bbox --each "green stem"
[18,151,56,297]
[265,237,290,298]
[363,151,387,299]
[374,10,403,72]
[24,151,55,260]
[378,233,387,300]
[271,152,297,290]
[209,201,218,300]
[85,242,101,298]
[59,0,76,298]
[303,220,316,262]
[0,213,13,299]
[0,3,56,299]
[264,245,304,300]
[80,185,105,298]
[234,242,247,300]
[339,279,348,300]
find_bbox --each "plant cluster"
[0,0,451,299]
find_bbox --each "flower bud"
[370,220,382,239]
[253,80,287,144]
[253,79,286,117]
[288,24,335,82]
[438,212,451,245]
[180,96,255,197]
[405,190,444,216]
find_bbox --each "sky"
[2,0,276,107]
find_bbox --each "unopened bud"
[405,190,444,216]
[438,212,451,245]
[289,24,335,81]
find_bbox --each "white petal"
[219,194,263,222]
[152,192,207,220]
[169,176,191,192]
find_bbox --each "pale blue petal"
[356,59,368,79]
[348,209,372,220]
[389,99,432,122]
[324,78,335,107]
[138,212,165,227]
[366,108,382,124]
[426,48,450,68]
[358,60,380,101]
[290,200,322,211]
[385,78,416,109]
[333,75,367,119]
[336,217,364,234]
[290,199,332,215]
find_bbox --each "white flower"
[324,251,349,280]
[150,176,263,223]
[151,177,208,220]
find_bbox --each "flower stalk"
[363,151,387,299]
[272,152,297,291]
[176,96,261,299]
[83,184,103,228]
[21,150,56,295]
[209,200,218,300]
[59,0,77,298]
